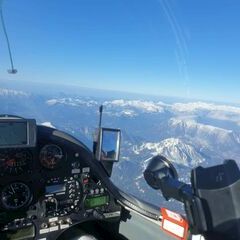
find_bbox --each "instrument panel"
[1,182,32,210]
[0,125,121,240]
[39,144,64,170]
[0,149,32,176]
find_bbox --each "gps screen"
[0,122,27,146]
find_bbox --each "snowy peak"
[168,118,237,147]
[46,98,98,107]
[44,97,240,123]
[172,101,240,114]
[0,88,29,97]
[103,99,165,113]
[136,138,205,167]
[169,118,232,135]
[171,102,240,125]
[45,98,167,116]
[41,122,56,129]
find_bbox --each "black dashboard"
[0,125,122,240]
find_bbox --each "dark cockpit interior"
[0,116,165,240]
[0,119,122,239]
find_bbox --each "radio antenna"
[0,0,17,74]
[93,105,104,155]
[99,105,103,128]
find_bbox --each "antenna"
[99,105,103,128]
[0,1,17,74]
[93,105,104,156]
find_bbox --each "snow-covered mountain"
[41,122,56,129]
[45,97,240,125]
[104,99,165,114]
[0,88,29,97]
[168,118,240,162]
[135,138,205,167]
[46,98,98,107]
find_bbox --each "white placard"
[163,219,184,238]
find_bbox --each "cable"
[0,0,17,74]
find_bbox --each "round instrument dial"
[0,150,32,175]
[1,182,32,210]
[39,144,63,169]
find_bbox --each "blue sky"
[1,0,240,102]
